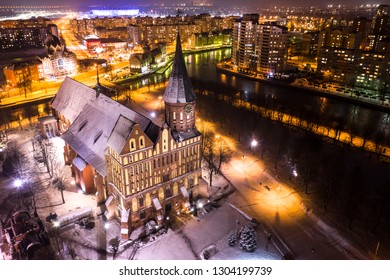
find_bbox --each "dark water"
[187,49,390,141]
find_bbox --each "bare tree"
[104,63,114,81]
[2,142,36,211]
[36,138,57,178]
[52,170,66,204]
[201,128,232,187]
[342,166,366,229]
[17,69,32,98]
[215,140,232,175]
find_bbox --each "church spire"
[163,33,197,104]
[163,33,197,133]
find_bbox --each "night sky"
[0,0,379,8]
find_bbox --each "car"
[46,212,57,223]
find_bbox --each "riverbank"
[114,46,231,85]
[216,63,390,114]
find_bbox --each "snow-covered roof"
[153,198,162,211]
[72,156,87,171]
[121,209,129,223]
[180,186,189,198]
[51,77,97,123]
[163,34,197,104]
[107,115,134,154]
[59,80,156,176]
[172,128,201,141]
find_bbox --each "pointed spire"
[163,33,197,104]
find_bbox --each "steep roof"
[56,78,159,176]
[51,77,96,123]
[163,33,197,104]
[107,115,134,154]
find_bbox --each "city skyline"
[0,0,383,8]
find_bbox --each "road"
[221,153,350,259]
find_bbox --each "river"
[124,48,390,142]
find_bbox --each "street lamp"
[14,179,23,188]
[250,139,258,155]
[14,179,23,207]
[95,47,103,85]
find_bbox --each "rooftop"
[163,33,197,104]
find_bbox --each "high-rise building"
[232,15,288,75]
[318,27,363,51]
[127,25,142,46]
[370,4,390,51]
[255,23,289,76]
[302,31,319,57]
[232,18,258,70]
[317,47,389,92]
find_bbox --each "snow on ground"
[134,230,196,260]
[134,203,282,260]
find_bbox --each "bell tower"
[163,33,197,133]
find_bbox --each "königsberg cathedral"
[51,34,202,239]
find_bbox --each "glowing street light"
[250,139,258,155]
[14,179,23,188]
[150,112,156,118]
[251,139,258,148]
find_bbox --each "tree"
[215,140,232,175]
[17,68,32,98]
[295,134,322,194]
[2,142,30,178]
[201,128,232,187]
[201,128,218,186]
[2,142,37,211]
[342,166,366,229]
[239,225,257,252]
[52,175,66,204]
[318,150,346,211]
[228,231,237,247]
[104,63,114,81]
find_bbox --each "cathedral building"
[51,34,202,239]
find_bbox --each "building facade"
[232,15,289,75]
[190,29,232,48]
[232,19,257,70]
[255,23,289,76]
[51,35,202,239]
[317,47,390,92]
[40,49,77,79]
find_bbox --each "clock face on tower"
[185,104,193,114]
